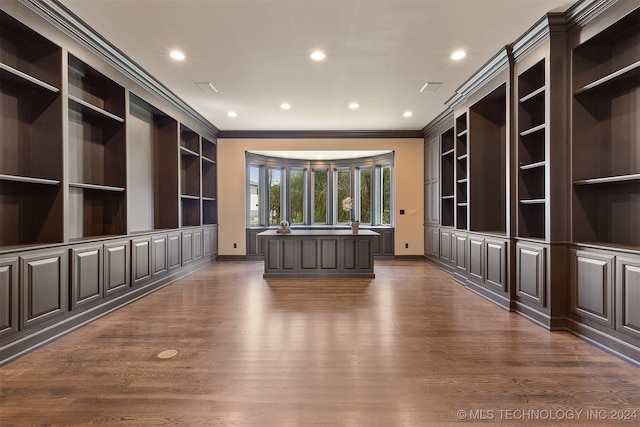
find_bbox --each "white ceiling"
[59,0,572,132]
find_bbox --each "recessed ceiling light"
[348,102,359,110]
[170,50,186,61]
[403,111,413,118]
[280,103,291,110]
[450,50,466,60]
[227,111,237,118]
[310,50,326,61]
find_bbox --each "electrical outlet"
[233,243,237,248]
[405,243,409,249]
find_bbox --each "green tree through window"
[290,169,304,224]
[359,167,371,223]
[381,165,391,225]
[269,168,282,224]
[336,169,351,223]
[313,170,327,223]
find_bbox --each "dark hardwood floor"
[1,260,639,426]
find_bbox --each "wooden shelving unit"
[517,59,546,239]
[571,8,640,248]
[128,93,179,232]
[469,83,507,234]
[202,137,218,225]
[180,124,201,227]
[440,127,455,227]
[67,54,126,240]
[0,2,219,366]
[454,114,468,230]
[0,10,63,247]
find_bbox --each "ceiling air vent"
[420,82,443,93]
[195,82,218,93]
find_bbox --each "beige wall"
[217,138,424,256]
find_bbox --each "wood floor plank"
[1,260,639,426]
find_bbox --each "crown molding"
[446,46,512,110]
[421,109,454,137]
[19,0,220,136]
[565,0,619,28]
[218,130,424,139]
[512,12,567,61]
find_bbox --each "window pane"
[313,170,327,223]
[381,165,391,225]
[290,169,305,224]
[336,169,351,223]
[249,165,261,226]
[269,168,283,224]
[359,167,371,223]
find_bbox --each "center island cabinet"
[258,230,380,278]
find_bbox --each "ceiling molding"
[565,0,619,28]
[446,46,512,111]
[421,109,454,137]
[18,0,220,136]
[512,12,567,61]
[218,130,424,139]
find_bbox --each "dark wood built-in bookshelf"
[0,10,63,247]
[517,59,546,239]
[454,114,468,230]
[440,128,455,227]
[571,8,640,249]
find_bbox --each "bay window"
[246,152,393,227]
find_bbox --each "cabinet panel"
[131,237,151,286]
[430,228,440,257]
[343,238,357,270]
[203,228,212,256]
[70,244,102,308]
[516,243,545,306]
[455,234,467,273]
[247,228,266,256]
[0,257,18,338]
[440,229,451,262]
[20,250,67,329]
[570,250,614,326]
[193,229,203,260]
[486,239,507,291]
[265,239,296,272]
[182,231,193,265]
[168,232,181,270]
[300,239,318,270]
[320,239,339,270]
[468,236,484,282]
[616,256,640,340]
[357,238,373,271]
[104,240,129,295]
[211,227,218,257]
[450,232,457,265]
[152,234,168,277]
